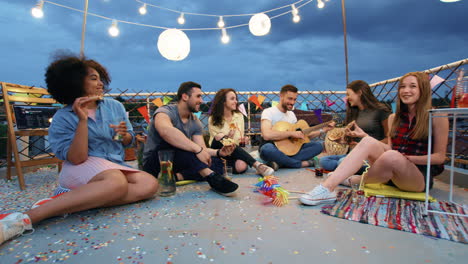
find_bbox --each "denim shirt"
[49,98,134,167]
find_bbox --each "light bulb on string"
[292,15,301,23]
[291,4,299,16]
[217,16,225,28]
[139,4,147,15]
[177,13,185,25]
[220,28,230,44]
[31,0,44,18]
[108,20,119,37]
[317,0,325,9]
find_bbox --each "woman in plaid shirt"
[300,72,449,206]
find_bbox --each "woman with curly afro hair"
[0,55,158,245]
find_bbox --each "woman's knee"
[97,170,129,197]
[134,172,159,200]
[377,150,406,169]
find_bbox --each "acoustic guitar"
[273,120,334,156]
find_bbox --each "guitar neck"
[302,121,332,134]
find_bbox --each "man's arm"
[155,113,200,153]
[260,119,303,141]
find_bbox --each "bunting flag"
[391,102,396,113]
[343,97,348,104]
[137,105,150,123]
[313,109,323,123]
[152,97,163,107]
[258,95,266,106]
[307,103,314,111]
[430,74,445,89]
[272,101,279,107]
[249,95,262,110]
[325,98,335,107]
[207,102,214,115]
[300,102,308,111]
[238,103,248,117]
[163,96,172,105]
[193,111,202,119]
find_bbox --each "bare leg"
[322,136,390,191]
[365,150,425,192]
[25,169,158,223]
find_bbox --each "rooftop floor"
[0,164,467,264]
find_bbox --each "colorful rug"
[321,189,468,244]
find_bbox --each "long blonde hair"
[390,72,432,140]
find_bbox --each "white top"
[261,106,297,125]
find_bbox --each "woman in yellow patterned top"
[209,89,273,176]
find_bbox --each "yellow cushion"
[364,183,436,202]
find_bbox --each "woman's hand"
[110,121,128,138]
[72,96,100,121]
[345,121,368,138]
[219,144,235,157]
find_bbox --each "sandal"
[255,163,275,177]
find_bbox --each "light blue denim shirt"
[49,98,134,167]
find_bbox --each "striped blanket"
[321,189,468,244]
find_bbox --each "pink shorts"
[58,156,139,189]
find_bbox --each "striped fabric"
[321,189,468,244]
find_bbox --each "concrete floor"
[0,165,467,264]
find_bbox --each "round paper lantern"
[157,29,190,61]
[248,13,271,36]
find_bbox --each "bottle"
[158,150,176,196]
[313,156,323,177]
[456,68,468,108]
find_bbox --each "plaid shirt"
[391,112,429,155]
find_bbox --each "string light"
[291,4,299,16]
[177,13,185,25]
[217,16,225,28]
[31,0,44,18]
[138,3,147,15]
[221,28,230,44]
[108,20,119,37]
[33,0,328,61]
[317,0,325,9]
[440,0,461,2]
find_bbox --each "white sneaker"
[0,212,33,245]
[299,184,336,206]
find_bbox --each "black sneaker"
[266,161,279,171]
[206,172,238,195]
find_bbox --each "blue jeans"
[259,141,323,168]
[319,154,367,174]
[319,154,346,171]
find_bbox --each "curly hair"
[345,80,390,125]
[209,88,239,127]
[45,54,111,104]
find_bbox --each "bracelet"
[195,146,203,154]
[216,149,221,158]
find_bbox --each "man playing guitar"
[259,84,335,170]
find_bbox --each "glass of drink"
[158,150,176,197]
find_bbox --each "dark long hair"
[345,80,390,125]
[209,88,239,127]
[45,54,110,105]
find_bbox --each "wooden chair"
[2,82,62,190]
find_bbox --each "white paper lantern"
[157,29,190,61]
[248,13,271,36]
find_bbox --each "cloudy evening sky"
[0,0,467,93]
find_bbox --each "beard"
[188,104,199,113]
[281,102,292,111]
